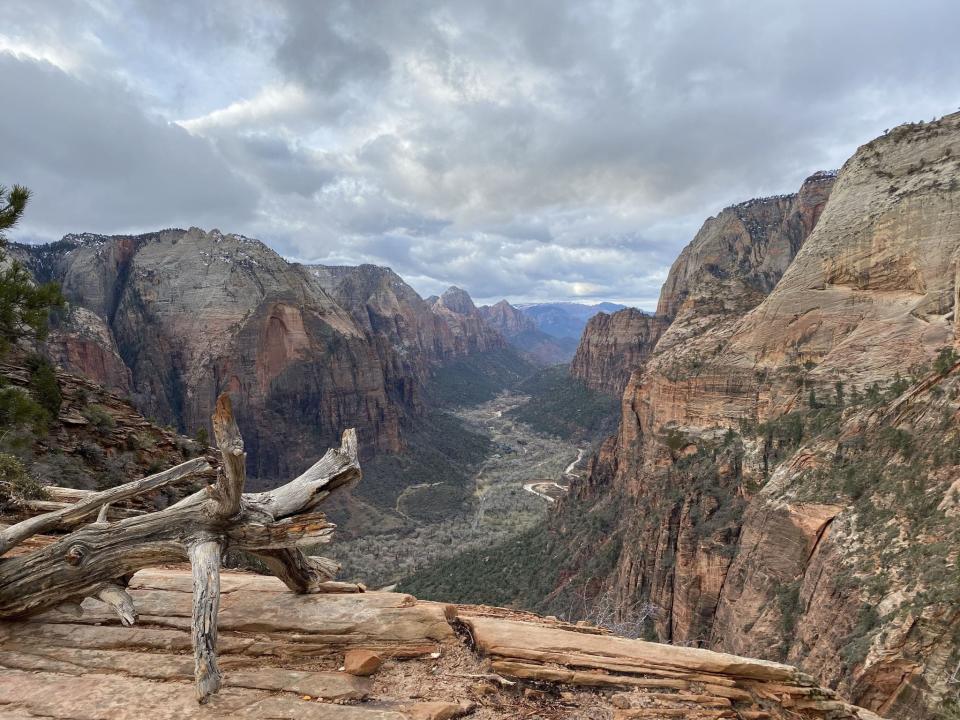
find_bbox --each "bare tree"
[560,581,661,639]
[0,393,363,703]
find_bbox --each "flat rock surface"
[0,568,885,719]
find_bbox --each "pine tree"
[0,185,64,356]
[0,185,65,455]
[195,425,210,448]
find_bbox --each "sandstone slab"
[464,615,804,682]
[0,568,886,719]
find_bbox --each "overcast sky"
[2,1,959,307]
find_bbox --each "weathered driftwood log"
[0,393,362,703]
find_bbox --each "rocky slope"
[655,169,837,322]
[569,169,834,398]
[0,566,885,719]
[313,268,505,367]
[0,358,208,502]
[13,233,505,483]
[479,299,536,337]
[540,114,960,718]
[479,299,578,364]
[570,309,669,396]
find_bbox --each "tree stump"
[0,393,363,702]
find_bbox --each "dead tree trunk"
[0,393,363,703]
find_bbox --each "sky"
[2,1,959,308]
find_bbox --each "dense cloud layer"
[2,0,959,306]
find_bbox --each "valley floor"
[329,392,586,588]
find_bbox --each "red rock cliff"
[570,308,669,396]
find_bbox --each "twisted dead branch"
[0,392,362,702]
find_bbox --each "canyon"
[3,105,957,720]
[4,6,957,719]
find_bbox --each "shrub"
[933,699,960,720]
[886,373,910,399]
[0,452,47,510]
[664,429,687,454]
[880,427,914,458]
[82,403,116,433]
[30,451,94,490]
[776,581,802,635]
[194,426,210,447]
[935,346,959,375]
[77,441,106,465]
[840,605,880,668]
[0,385,48,441]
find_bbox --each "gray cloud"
[273,2,393,95]
[0,53,257,238]
[2,0,960,306]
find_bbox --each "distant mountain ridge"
[514,301,629,340]
[478,299,579,364]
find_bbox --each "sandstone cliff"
[569,169,834,399]
[480,299,536,336]
[570,309,669,396]
[547,114,960,718]
[45,306,132,397]
[314,267,503,366]
[431,287,506,356]
[656,170,837,321]
[14,232,503,483]
[308,264,489,419]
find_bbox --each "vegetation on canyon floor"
[427,346,534,407]
[505,365,619,440]
[333,360,617,588]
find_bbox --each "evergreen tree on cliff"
[0,185,63,356]
[0,185,64,495]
